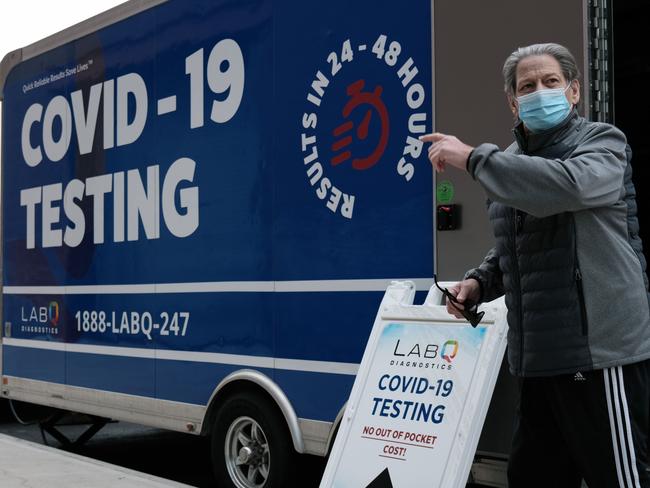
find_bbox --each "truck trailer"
[1,1,647,487]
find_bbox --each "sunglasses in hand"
[433,274,485,327]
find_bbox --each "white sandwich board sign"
[320,281,508,488]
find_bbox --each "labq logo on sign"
[441,340,459,363]
[390,338,459,370]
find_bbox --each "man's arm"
[463,247,505,303]
[445,247,504,319]
[467,124,627,218]
[623,144,649,292]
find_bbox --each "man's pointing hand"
[419,133,474,173]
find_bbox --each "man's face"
[508,54,580,118]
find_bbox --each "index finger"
[419,132,446,143]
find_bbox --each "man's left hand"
[420,133,474,173]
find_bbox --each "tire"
[211,391,295,488]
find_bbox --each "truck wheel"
[211,391,294,488]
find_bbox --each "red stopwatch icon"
[331,79,390,171]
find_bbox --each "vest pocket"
[575,268,588,335]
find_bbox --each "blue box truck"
[1,0,621,486]
[0,1,434,486]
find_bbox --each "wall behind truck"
[434,0,588,281]
[433,0,589,459]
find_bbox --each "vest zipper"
[573,217,589,335]
[516,213,524,233]
[513,209,524,372]
[575,268,588,335]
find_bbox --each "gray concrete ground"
[0,401,327,487]
[0,400,488,487]
[0,433,191,488]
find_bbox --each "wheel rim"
[224,416,270,488]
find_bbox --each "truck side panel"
[2,0,432,436]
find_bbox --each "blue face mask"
[516,83,573,133]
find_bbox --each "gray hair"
[502,43,581,96]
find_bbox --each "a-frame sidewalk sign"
[320,280,508,488]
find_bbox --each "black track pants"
[507,360,650,488]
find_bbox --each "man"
[421,43,650,487]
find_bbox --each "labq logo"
[48,301,60,326]
[389,338,457,370]
[441,340,459,363]
[21,300,60,327]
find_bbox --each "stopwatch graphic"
[330,79,390,171]
[299,34,428,219]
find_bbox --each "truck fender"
[202,369,305,454]
[326,402,347,455]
